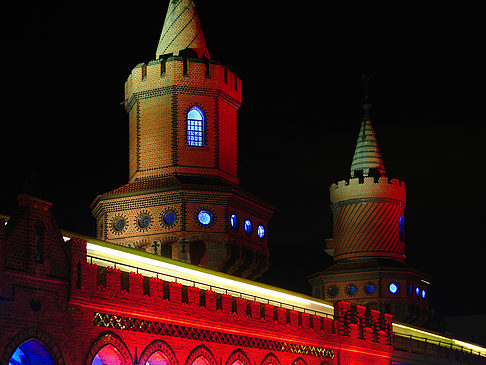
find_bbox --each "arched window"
[92,344,125,365]
[145,351,171,365]
[35,221,45,263]
[193,356,210,365]
[187,106,205,147]
[399,216,404,242]
[9,339,55,365]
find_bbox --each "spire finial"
[350,74,386,178]
[361,73,371,121]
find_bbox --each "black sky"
[1,1,485,316]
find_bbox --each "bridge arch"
[185,345,217,365]
[1,326,65,365]
[85,332,132,365]
[139,340,178,365]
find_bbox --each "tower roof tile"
[350,120,386,177]
[156,0,210,59]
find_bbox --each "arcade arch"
[86,332,131,365]
[8,339,55,365]
[3,327,65,365]
[185,345,217,365]
[139,340,178,365]
[260,353,281,365]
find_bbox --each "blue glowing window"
[163,212,176,226]
[244,220,252,234]
[422,289,426,299]
[198,210,212,225]
[230,214,238,229]
[409,284,413,294]
[346,285,357,296]
[415,287,420,296]
[257,225,265,239]
[187,106,205,147]
[389,283,398,294]
[399,216,404,241]
[365,284,375,294]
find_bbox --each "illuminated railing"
[85,244,334,319]
[394,323,486,358]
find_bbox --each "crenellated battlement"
[67,237,393,351]
[330,176,406,205]
[124,57,242,110]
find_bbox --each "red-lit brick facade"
[2,2,486,365]
[1,195,395,365]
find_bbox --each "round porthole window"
[327,285,338,298]
[365,283,375,294]
[257,225,265,239]
[111,216,127,233]
[244,220,252,234]
[162,212,176,226]
[198,210,212,225]
[389,283,398,294]
[415,287,420,296]
[422,289,426,299]
[230,214,238,229]
[136,212,152,231]
[345,284,357,296]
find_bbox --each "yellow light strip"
[393,323,486,357]
[86,242,334,314]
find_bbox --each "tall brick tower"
[309,78,431,324]
[91,0,273,279]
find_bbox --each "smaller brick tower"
[309,77,430,324]
[91,0,273,279]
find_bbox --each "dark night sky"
[1,2,485,317]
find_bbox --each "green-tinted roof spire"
[156,0,210,59]
[350,74,386,178]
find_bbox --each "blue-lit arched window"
[399,216,404,242]
[187,106,205,147]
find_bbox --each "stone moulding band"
[331,197,405,211]
[93,312,335,359]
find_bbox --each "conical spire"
[156,0,210,59]
[350,75,386,177]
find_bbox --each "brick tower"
[91,0,273,279]
[309,78,430,324]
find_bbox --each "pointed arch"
[185,345,217,365]
[1,326,65,365]
[85,331,132,365]
[139,340,178,365]
[260,353,281,365]
[225,349,250,365]
[292,358,307,365]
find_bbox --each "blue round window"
[389,283,398,294]
[346,285,357,296]
[163,212,176,226]
[230,214,238,229]
[422,289,426,299]
[198,210,212,225]
[365,284,375,294]
[244,220,252,234]
[415,287,420,296]
[257,225,265,239]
